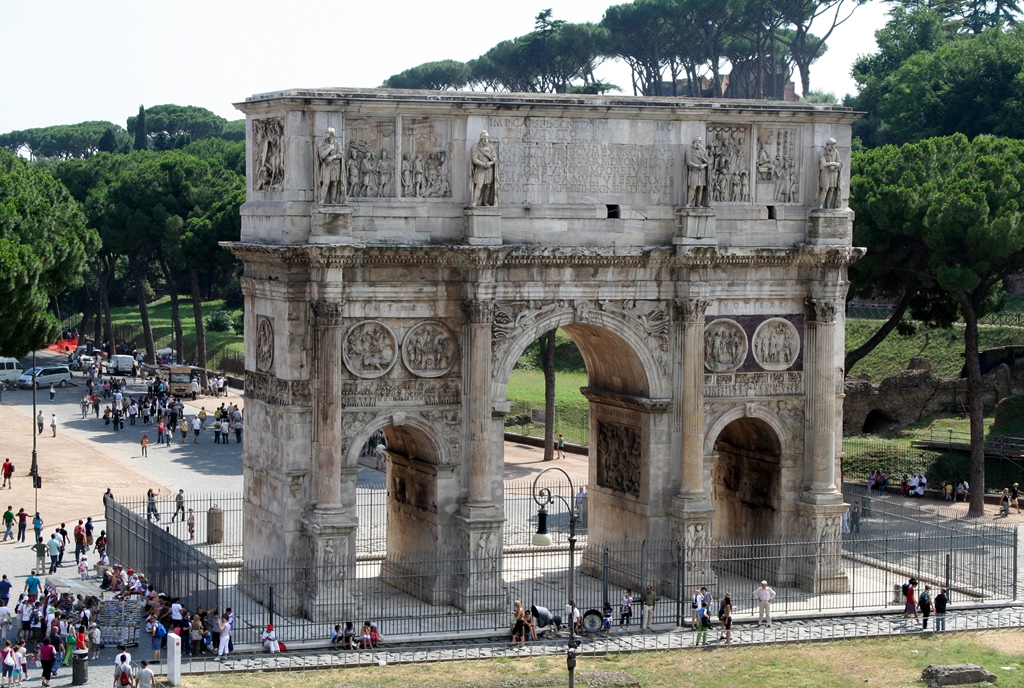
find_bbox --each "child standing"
[141,435,149,457]
[186,509,195,541]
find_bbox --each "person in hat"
[752,580,776,627]
[261,624,280,653]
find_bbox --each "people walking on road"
[48,383,55,402]
[31,512,42,543]
[146,489,160,522]
[46,533,60,573]
[753,580,776,626]
[998,488,1012,517]
[140,435,148,457]
[641,584,656,631]
[186,509,195,540]
[36,412,44,436]
[934,588,948,631]
[2,506,13,541]
[2,459,14,489]
[49,414,56,438]
[171,490,185,522]
[557,434,565,460]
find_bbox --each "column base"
[668,501,717,591]
[464,207,502,246]
[301,507,358,621]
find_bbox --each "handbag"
[3,651,15,667]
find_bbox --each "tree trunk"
[190,268,208,370]
[844,288,915,374]
[128,253,157,365]
[960,293,986,518]
[159,252,184,363]
[541,329,557,462]
[101,256,117,355]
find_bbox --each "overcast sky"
[0,0,891,134]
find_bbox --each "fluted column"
[311,300,344,507]
[676,298,711,494]
[804,298,841,500]
[463,298,495,508]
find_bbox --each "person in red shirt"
[156,420,166,446]
[903,578,919,620]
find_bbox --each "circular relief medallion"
[752,318,800,371]
[402,321,457,378]
[255,316,274,372]
[342,320,398,379]
[703,319,748,373]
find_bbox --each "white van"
[0,357,24,383]
[108,354,136,375]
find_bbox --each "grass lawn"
[108,296,243,365]
[184,630,1024,688]
[846,319,1024,381]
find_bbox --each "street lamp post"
[531,466,579,688]
[29,349,39,513]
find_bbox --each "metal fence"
[114,480,588,559]
[111,528,1017,648]
[104,498,219,614]
[845,303,1024,328]
[504,400,590,446]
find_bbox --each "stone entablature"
[236,89,857,248]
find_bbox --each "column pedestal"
[310,205,353,243]
[807,209,853,245]
[674,207,716,245]
[793,502,850,593]
[464,207,502,245]
[296,507,359,621]
[453,515,506,613]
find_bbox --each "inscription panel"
[485,116,674,203]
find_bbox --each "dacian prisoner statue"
[469,130,498,207]
[816,138,843,210]
[316,128,346,205]
[684,137,711,207]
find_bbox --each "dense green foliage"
[0,121,131,159]
[0,150,99,355]
[989,392,1024,435]
[383,1,842,98]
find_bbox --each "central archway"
[712,417,782,541]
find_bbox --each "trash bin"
[72,650,88,685]
[207,504,224,544]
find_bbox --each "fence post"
[1014,531,1019,602]
[917,530,922,576]
[269,585,274,629]
[676,541,684,628]
[602,546,610,608]
[639,541,647,606]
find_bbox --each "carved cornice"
[674,298,712,323]
[806,298,840,324]
[581,386,671,413]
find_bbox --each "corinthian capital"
[461,298,495,324]
[310,300,344,328]
[806,298,840,324]
[674,298,712,323]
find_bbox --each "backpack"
[154,622,167,638]
[118,666,131,686]
[901,583,910,598]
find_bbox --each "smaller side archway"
[711,417,782,542]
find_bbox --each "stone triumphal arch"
[230,89,860,617]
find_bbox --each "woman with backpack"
[919,584,933,629]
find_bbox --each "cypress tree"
[134,105,147,150]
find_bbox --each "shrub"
[206,310,233,332]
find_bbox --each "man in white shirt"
[753,580,777,626]
[137,660,155,688]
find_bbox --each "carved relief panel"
[402,118,451,198]
[342,320,398,378]
[752,318,801,371]
[345,118,396,198]
[252,118,285,192]
[255,316,274,373]
[402,321,457,378]
[596,420,641,497]
[703,319,747,373]
[707,124,751,204]
[755,127,799,204]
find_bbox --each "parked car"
[17,365,72,389]
[106,354,135,375]
[69,354,94,371]
[0,357,25,384]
